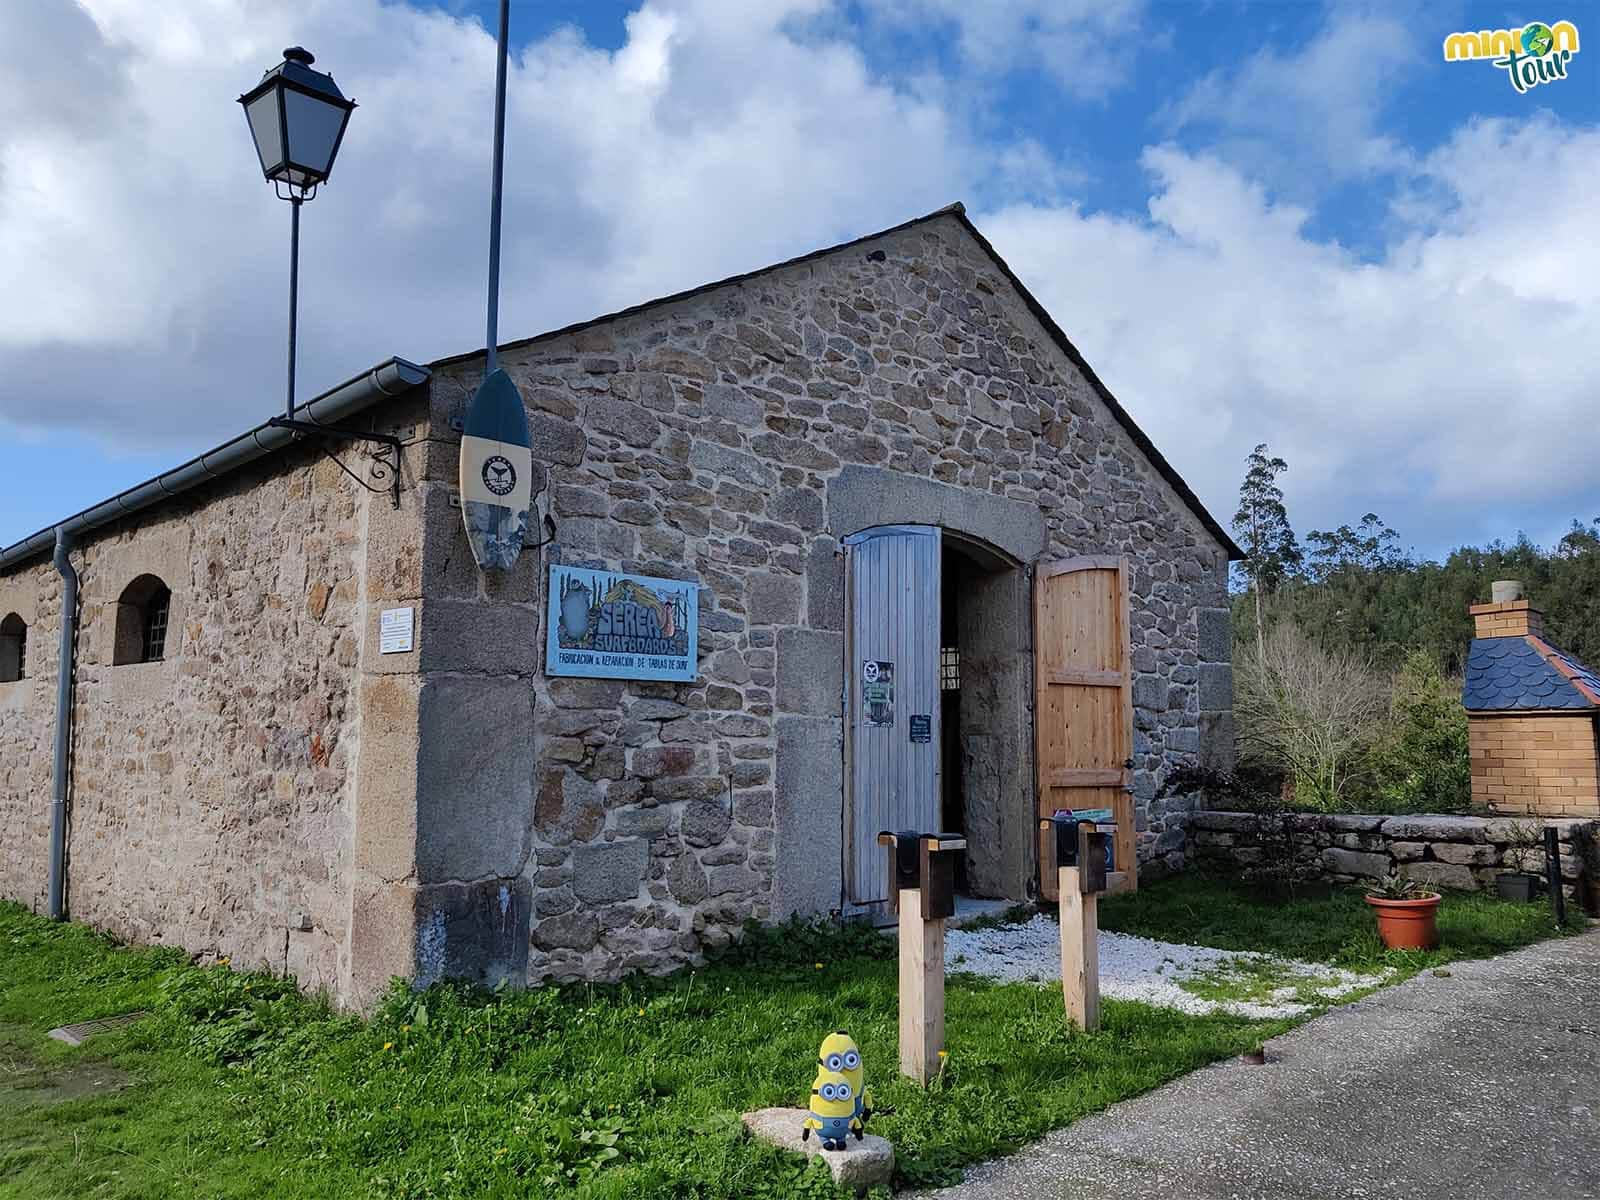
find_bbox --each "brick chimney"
[1470,580,1545,639]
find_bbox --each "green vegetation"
[0,900,1277,1199]
[2,876,1573,1198]
[1224,442,1600,813]
[1099,872,1572,976]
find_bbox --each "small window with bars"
[113,574,174,666]
[940,646,960,692]
[142,587,171,662]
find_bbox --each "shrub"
[1234,623,1387,810]
[1372,650,1471,813]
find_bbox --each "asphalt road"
[911,928,1600,1200]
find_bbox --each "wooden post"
[898,886,944,1084]
[1059,865,1100,1031]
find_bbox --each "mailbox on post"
[1040,813,1114,1031]
[877,830,966,1084]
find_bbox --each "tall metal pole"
[484,0,510,374]
[287,195,303,419]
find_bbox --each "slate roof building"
[1463,582,1600,818]
[0,205,1238,1007]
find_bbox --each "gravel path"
[944,915,1378,1018]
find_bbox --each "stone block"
[741,1108,893,1194]
[769,487,825,531]
[572,839,648,904]
[415,675,535,882]
[1431,842,1499,867]
[420,598,540,674]
[1196,607,1232,663]
[412,877,531,991]
[1388,840,1427,861]
[806,537,844,630]
[1321,847,1389,879]
[774,716,842,918]
[1187,811,1262,833]
[747,573,801,626]
[777,628,843,717]
[1197,663,1233,711]
[825,465,1045,564]
[1400,861,1477,891]
[1324,814,1386,833]
[1380,816,1488,843]
[682,800,734,847]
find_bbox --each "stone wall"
[0,393,433,1002]
[1186,810,1598,902]
[421,211,1233,983]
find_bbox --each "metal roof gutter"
[0,357,429,570]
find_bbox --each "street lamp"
[239,47,356,420]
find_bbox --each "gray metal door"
[844,525,942,907]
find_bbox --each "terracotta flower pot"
[1366,893,1442,951]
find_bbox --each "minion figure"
[802,1070,862,1151]
[817,1030,874,1126]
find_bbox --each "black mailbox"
[877,830,967,920]
[1040,814,1112,894]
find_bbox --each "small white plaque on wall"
[379,606,415,654]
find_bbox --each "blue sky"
[2,1,1596,561]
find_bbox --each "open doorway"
[939,534,1032,903]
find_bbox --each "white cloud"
[857,0,1148,98]
[0,0,1595,558]
[1160,8,1418,186]
[982,113,1600,550]
[0,0,980,447]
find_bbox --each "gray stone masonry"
[424,211,1234,983]
[1187,810,1599,903]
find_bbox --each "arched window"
[0,613,24,682]
[112,575,172,665]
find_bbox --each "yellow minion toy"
[817,1030,874,1124]
[802,1069,862,1151]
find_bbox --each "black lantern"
[239,47,355,198]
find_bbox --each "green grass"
[1100,871,1576,977]
[0,877,1576,1199]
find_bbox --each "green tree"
[1232,443,1301,667]
[1373,651,1471,813]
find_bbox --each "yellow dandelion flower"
[383,1041,394,1051]
[938,1050,948,1059]
[402,1024,411,1032]
[637,1009,646,1016]
[218,957,230,966]
[814,962,824,970]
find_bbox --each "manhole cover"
[46,1011,148,1046]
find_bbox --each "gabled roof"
[433,203,1244,559]
[1462,634,1600,712]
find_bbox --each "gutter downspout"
[48,527,77,920]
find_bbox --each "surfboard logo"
[482,454,516,496]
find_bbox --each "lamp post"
[239,47,356,420]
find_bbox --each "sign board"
[862,660,895,726]
[909,714,932,743]
[379,607,414,654]
[545,565,698,682]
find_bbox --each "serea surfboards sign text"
[545,564,699,682]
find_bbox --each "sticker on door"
[862,660,894,726]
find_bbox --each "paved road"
[911,930,1600,1200]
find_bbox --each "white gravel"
[944,915,1381,1019]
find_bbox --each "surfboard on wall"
[459,366,533,571]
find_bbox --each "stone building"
[0,205,1237,1008]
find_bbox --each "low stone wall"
[1186,811,1598,902]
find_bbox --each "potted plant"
[1365,873,1441,950]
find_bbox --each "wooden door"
[1033,556,1135,900]
[844,526,942,910]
